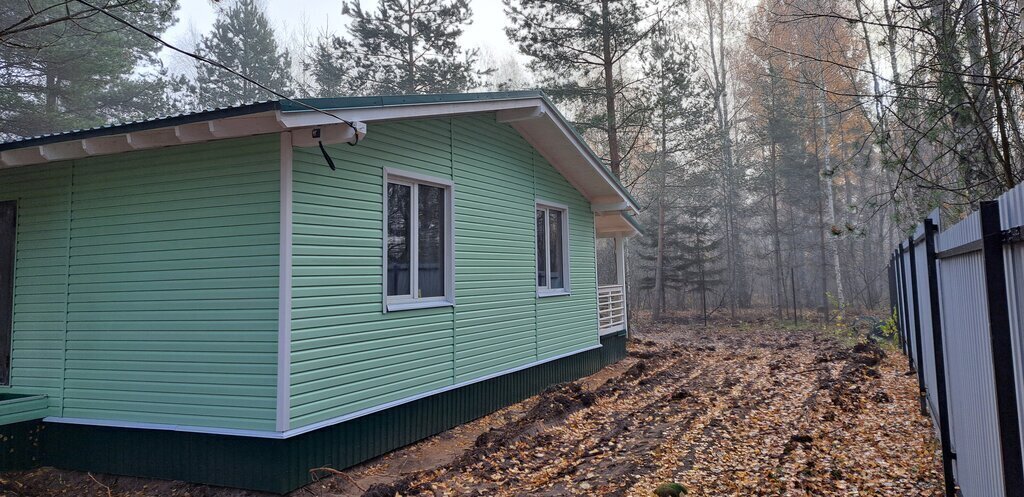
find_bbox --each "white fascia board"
[274,98,544,128]
[591,201,630,213]
[82,135,132,155]
[174,122,216,142]
[531,105,639,213]
[496,105,545,123]
[210,115,281,138]
[39,141,87,161]
[595,210,640,238]
[128,128,181,149]
[1,147,46,167]
[0,111,286,168]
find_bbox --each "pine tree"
[504,0,658,179]
[676,207,724,325]
[0,0,178,139]
[310,0,488,96]
[643,27,715,320]
[636,200,723,323]
[191,0,292,108]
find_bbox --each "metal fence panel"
[902,247,918,368]
[914,239,940,420]
[1000,187,1024,465]
[937,247,1005,497]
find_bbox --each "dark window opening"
[0,201,15,386]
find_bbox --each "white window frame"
[535,199,571,297]
[382,168,455,312]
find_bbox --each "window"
[536,201,570,296]
[384,170,453,311]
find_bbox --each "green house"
[0,91,638,492]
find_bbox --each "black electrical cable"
[318,141,336,171]
[74,0,361,146]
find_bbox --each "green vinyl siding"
[289,114,599,429]
[289,120,456,428]
[0,135,281,431]
[451,116,542,382]
[534,153,600,358]
[0,162,72,416]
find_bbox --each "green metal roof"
[277,90,545,112]
[0,90,638,209]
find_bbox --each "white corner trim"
[276,132,294,432]
[41,344,604,439]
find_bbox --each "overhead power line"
[74,0,360,137]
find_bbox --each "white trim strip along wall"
[276,132,294,432]
[42,344,603,439]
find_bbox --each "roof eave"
[0,92,637,213]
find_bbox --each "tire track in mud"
[628,336,824,496]
[358,326,940,497]
[358,344,705,496]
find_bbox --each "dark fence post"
[979,200,1024,496]
[908,235,927,415]
[888,253,900,349]
[898,245,912,363]
[924,218,957,497]
[896,249,908,355]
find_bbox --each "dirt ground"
[0,313,944,496]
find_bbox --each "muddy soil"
[0,316,943,497]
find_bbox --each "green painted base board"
[2,332,627,494]
[0,420,44,471]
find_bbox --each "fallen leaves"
[384,316,944,496]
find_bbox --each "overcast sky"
[160,0,519,72]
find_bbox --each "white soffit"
[0,98,635,214]
[0,111,289,169]
[595,211,640,238]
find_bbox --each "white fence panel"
[914,239,939,419]
[936,234,1004,497]
[901,248,918,368]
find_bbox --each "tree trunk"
[600,0,621,179]
[704,0,738,318]
[767,66,784,320]
[819,79,846,312]
[653,199,665,321]
[979,0,1015,187]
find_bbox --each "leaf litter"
[0,315,944,497]
[360,315,943,497]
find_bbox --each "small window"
[384,170,453,311]
[536,202,570,296]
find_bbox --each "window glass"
[418,184,445,298]
[548,210,564,289]
[536,209,547,287]
[387,182,411,296]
